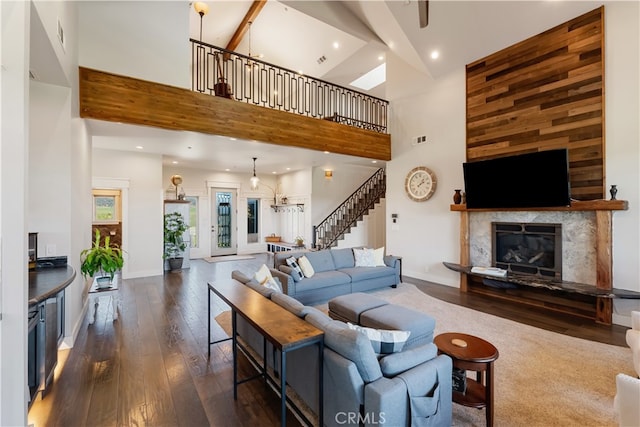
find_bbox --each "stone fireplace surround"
[451,200,628,325]
[472,212,594,285]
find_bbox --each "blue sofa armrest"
[364,354,452,427]
[384,255,402,282]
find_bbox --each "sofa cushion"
[294,270,351,293]
[271,292,311,317]
[304,306,333,329]
[347,323,410,354]
[285,257,305,281]
[298,255,315,278]
[339,266,396,282]
[305,250,336,273]
[330,248,355,269]
[379,343,439,377]
[320,320,382,383]
[244,278,277,298]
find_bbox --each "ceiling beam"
[225,0,267,54]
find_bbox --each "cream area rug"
[203,255,255,263]
[215,283,634,427]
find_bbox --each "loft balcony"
[79,40,391,161]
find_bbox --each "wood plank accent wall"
[466,7,605,200]
[79,67,391,161]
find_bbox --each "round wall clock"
[405,166,437,202]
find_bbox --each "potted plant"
[80,229,124,287]
[164,211,189,272]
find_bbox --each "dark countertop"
[29,266,76,306]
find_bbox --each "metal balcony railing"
[190,39,389,134]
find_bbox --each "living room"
[2,1,639,425]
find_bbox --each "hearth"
[492,222,562,279]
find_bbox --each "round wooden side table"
[434,332,499,427]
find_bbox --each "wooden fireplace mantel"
[451,200,629,325]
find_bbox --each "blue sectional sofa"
[270,247,402,305]
[226,274,453,427]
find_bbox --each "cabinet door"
[56,291,65,344]
[42,297,58,396]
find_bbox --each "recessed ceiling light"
[286,167,291,171]
[324,151,330,154]
[298,70,304,75]
[431,50,440,60]
[172,160,178,164]
[225,168,230,172]
[272,171,277,174]
[378,55,384,61]
[135,145,143,150]
[372,160,377,164]
[229,137,237,141]
[333,41,340,49]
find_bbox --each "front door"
[210,189,237,256]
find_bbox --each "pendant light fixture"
[250,157,260,189]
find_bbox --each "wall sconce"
[324,169,333,180]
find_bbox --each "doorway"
[210,188,237,256]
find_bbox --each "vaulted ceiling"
[90,0,605,173]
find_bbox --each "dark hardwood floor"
[28,254,627,427]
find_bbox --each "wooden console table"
[450,200,628,325]
[208,280,324,427]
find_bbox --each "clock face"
[405,167,437,202]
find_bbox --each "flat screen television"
[463,149,571,209]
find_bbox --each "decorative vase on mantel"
[453,189,463,205]
[609,185,618,200]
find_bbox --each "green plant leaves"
[80,229,124,279]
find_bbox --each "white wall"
[311,165,380,224]
[29,81,72,259]
[93,148,163,278]
[604,1,640,323]
[1,1,30,424]
[384,2,640,325]
[78,1,190,88]
[386,64,466,285]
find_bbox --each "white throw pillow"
[297,255,315,278]
[354,248,376,267]
[254,264,282,292]
[347,323,411,354]
[373,247,386,266]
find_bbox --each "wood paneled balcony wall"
[78,42,391,161]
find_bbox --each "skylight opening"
[349,63,386,91]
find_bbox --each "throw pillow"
[285,256,305,281]
[253,264,282,292]
[297,255,315,278]
[373,247,386,267]
[347,323,410,354]
[354,248,376,267]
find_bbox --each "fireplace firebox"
[492,222,562,280]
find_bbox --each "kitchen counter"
[28,266,76,306]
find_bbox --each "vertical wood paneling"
[466,7,605,200]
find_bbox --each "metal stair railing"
[313,169,386,249]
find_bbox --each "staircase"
[313,169,386,250]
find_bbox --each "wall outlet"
[412,135,428,146]
[46,244,56,256]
